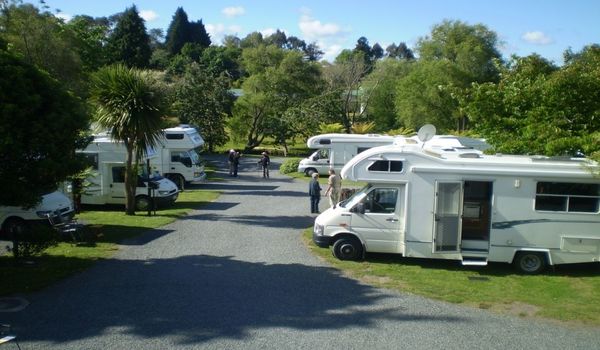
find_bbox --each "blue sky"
[43,0,599,64]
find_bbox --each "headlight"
[314,223,324,235]
[158,190,170,195]
[36,210,53,218]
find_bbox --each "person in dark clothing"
[308,173,322,213]
[228,149,235,176]
[258,151,270,178]
[232,151,241,177]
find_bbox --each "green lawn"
[303,229,600,326]
[0,188,220,296]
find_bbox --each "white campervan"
[313,140,600,274]
[0,191,74,240]
[298,134,396,176]
[79,137,179,211]
[151,125,207,189]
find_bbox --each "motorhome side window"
[165,133,184,140]
[368,160,403,172]
[357,147,371,154]
[82,153,98,170]
[535,182,600,213]
[363,188,398,213]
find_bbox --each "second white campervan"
[79,137,179,211]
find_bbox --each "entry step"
[461,256,488,266]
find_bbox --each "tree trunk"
[124,145,136,215]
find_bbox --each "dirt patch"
[493,301,541,318]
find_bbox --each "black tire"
[514,251,547,274]
[332,237,363,261]
[169,174,185,191]
[135,195,152,211]
[2,218,27,241]
[305,168,317,177]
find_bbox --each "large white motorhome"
[313,139,600,273]
[79,137,179,211]
[95,125,207,189]
[297,134,397,176]
[0,191,75,240]
[151,125,207,189]
[297,133,490,176]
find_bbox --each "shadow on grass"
[363,253,600,277]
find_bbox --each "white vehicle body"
[298,133,490,176]
[0,191,74,239]
[313,142,600,273]
[79,137,179,210]
[95,125,207,189]
[151,125,207,189]
[298,134,397,175]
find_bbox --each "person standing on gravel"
[325,169,342,209]
[258,151,270,178]
[308,173,322,213]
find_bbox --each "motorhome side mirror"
[311,155,318,161]
[149,181,159,189]
[353,203,365,214]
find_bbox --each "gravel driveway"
[2,155,599,349]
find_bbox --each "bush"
[280,158,301,174]
[11,224,59,260]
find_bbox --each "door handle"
[386,218,398,222]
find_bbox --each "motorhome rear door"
[433,181,462,253]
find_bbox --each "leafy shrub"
[11,223,59,259]
[280,158,301,174]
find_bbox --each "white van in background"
[151,125,207,189]
[79,137,179,211]
[0,191,74,240]
[298,134,396,176]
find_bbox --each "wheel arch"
[510,248,553,266]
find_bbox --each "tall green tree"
[0,50,88,208]
[172,63,234,152]
[417,19,502,83]
[90,65,165,215]
[0,3,84,92]
[463,49,600,157]
[230,48,323,151]
[165,7,190,55]
[106,6,151,68]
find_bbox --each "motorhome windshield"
[339,185,371,208]
[139,165,164,180]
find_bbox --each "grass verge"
[303,229,600,326]
[0,188,219,296]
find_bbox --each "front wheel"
[168,174,185,191]
[135,195,152,211]
[2,218,27,241]
[305,168,317,177]
[332,237,363,261]
[514,252,547,274]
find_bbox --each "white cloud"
[55,13,72,22]
[261,28,277,37]
[298,9,350,62]
[222,6,245,18]
[140,10,159,22]
[299,14,344,40]
[206,23,244,43]
[522,31,553,45]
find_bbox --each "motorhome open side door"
[433,181,463,253]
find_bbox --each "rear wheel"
[514,252,547,274]
[135,195,152,211]
[2,218,27,241]
[332,237,363,261]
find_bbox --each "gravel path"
[2,155,599,349]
